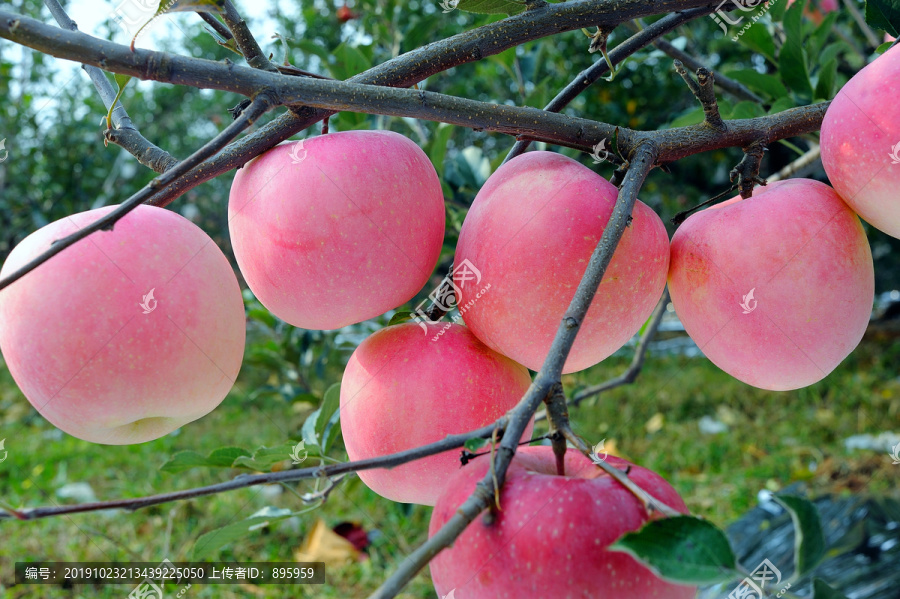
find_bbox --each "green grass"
[1,333,898,598]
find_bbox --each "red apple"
[821,44,900,239]
[0,205,245,444]
[668,179,873,391]
[429,446,695,599]
[454,151,669,374]
[228,130,445,330]
[340,323,533,505]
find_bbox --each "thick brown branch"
[0,0,732,208]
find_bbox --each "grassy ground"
[0,332,898,598]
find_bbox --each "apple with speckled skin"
[228,130,445,330]
[340,322,533,506]
[428,446,695,599]
[0,205,245,444]
[668,179,873,391]
[821,44,900,239]
[454,151,669,374]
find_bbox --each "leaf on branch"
[608,515,740,585]
[104,74,132,136]
[192,506,293,560]
[159,446,250,473]
[464,437,489,452]
[232,443,299,471]
[774,494,826,576]
[813,577,849,599]
[456,0,528,15]
[131,0,226,51]
[724,69,788,100]
[866,0,900,37]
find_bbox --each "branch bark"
[367,140,660,599]
[42,0,178,172]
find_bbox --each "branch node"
[564,316,579,330]
[730,141,768,198]
[674,60,726,132]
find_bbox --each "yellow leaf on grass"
[294,518,359,567]
[645,413,664,434]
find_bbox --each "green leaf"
[775,494,826,576]
[819,41,849,66]
[316,383,341,439]
[730,101,766,120]
[739,23,777,64]
[783,0,804,43]
[866,0,900,37]
[428,123,456,178]
[814,59,837,101]
[388,310,415,326]
[160,447,250,473]
[724,69,789,99]
[246,308,278,329]
[608,516,740,585]
[813,578,849,599]
[875,40,895,53]
[322,415,342,455]
[191,506,293,560]
[231,443,297,471]
[808,11,839,58]
[105,74,132,130]
[668,107,704,128]
[456,0,527,15]
[779,40,813,99]
[301,411,321,450]
[464,437,488,452]
[328,44,372,80]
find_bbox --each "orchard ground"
[0,326,897,598]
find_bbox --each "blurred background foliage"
[1,0,899,597]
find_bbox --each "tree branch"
[42,0,178,172]
[220,0,279,72]
[0,94,274,292]
[505,7,719,163]
[674,59,726,132]
[367,141,660,599]
[0,420,507,521]
[535,287,670,423]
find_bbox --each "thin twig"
[220,0,279,72]
[0,420,508,520]
[674,59,726,132]
[0,95,274,292]
[41,0,178,172]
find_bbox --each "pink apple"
[228,130,445,330]
[786,0,838,23]
[0,205,245,444]
[454,151,669,374]
[429,446,695,599]
[340,323,533,505]
[821,44,900,239]
[668,179,873,391]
